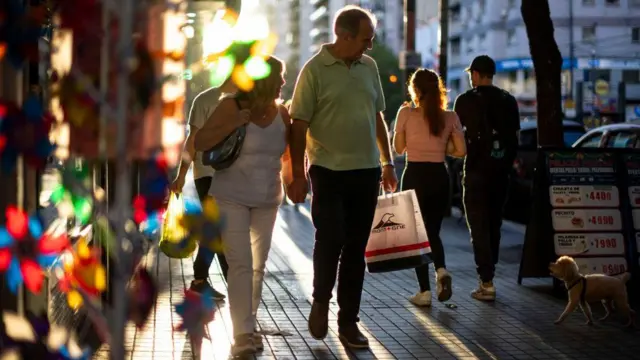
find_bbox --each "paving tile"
[54,177,639,360]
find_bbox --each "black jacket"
[453,85,520,175]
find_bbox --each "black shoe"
[308,301,329,340]
[338,324,369,349]
[189,280,226,301]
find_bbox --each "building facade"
[417,0,640,120]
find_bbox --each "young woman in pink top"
[393,69,466,307]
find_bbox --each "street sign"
[399,51,422,70]
[595,79,609,96]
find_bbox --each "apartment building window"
[582,0,595,6]
[633,27,640,43]
[507,0,516,9]
[582,25,596,42]
[451,38,461,56]
[478,33,486,50]
[631,0,640,8]
[450,4,461,22]
[605,0,620,6]
[507,29,517,46]
[622,70,640,84]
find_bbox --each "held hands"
[286,176,308,204]
[239,109,251,124]
[381,165,398,193]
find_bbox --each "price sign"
[629,186,640,208]
[550,185,619,208]
[554,233,625,256]
[552,209,622,231]
[573,257,627,276]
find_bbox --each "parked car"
[449,120,587,224]
[572,123,640,149]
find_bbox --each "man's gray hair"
[333,5,377,37]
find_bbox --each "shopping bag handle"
[379,188,395,204]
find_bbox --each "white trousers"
[218,199,278,337]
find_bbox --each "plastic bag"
[159,193,196,259]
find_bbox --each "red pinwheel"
[0,206,70,294]
[133,153,169,224]
[174,289,216,339]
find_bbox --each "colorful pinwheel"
[57,236,106,309]
[179,196,225,254]
[0,0,48,68]
[128,267,158,329]
[133,153,169,225]
[174,289,217,339]
[49,161,94,224]
[0,96,56,171]
[0,206,69,294]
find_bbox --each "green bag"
[159,193,196,259]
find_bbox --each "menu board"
[624,154,640,267]
[547,152,628,274]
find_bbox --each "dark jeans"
[462,172,509,283]
[401,162,450,292]
[193,176,229,281]
[309,165,381,327]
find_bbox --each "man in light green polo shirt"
[288,5,397,349]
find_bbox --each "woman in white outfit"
[194,56,292,357]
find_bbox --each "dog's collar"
[566,276,584,290]
[566,275,587,304]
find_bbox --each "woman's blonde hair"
[241,56,285,109]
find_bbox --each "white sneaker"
[409,291,432,307]
[471,281,496,301]
[435,268,453,302]
[231,334,256,357]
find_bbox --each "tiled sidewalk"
[90,197,639,360]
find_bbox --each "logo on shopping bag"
[371,213,405,233]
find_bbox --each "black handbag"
[202,97,247,170]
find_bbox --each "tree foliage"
[368,40,403,125]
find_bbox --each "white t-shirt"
[187,87,227,179]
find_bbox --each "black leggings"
[401,161,450,292]
[193,176,229,281]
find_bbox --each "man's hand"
[286,176,308,203]
[170,176,186,194]
[381,165,398,193]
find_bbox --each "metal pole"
[568,0,574,99]
[110,0,134,358]
[438,0,449,86]
[403,0,416,100]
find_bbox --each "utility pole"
[568,0,574,99]
[402,0,417,101]
[438,0,449,86]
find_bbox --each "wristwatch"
[382,161,394,168]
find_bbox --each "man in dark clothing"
[453,55,520,301]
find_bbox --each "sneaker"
[435,268,452,302]
[189,280,226,301]
[308,301,329,340]
[409,291,432,307]
[253,333,264,351]
[338,324,369,349]
[471,281,496,301]
[231,334,256,357]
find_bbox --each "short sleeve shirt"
[289,45,386,171]
[188,87,226,179]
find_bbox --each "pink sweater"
[394,107,463,163]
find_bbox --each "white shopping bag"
[365,190,431,273]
